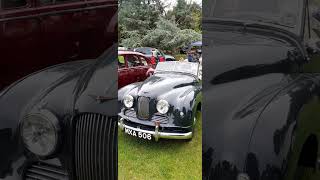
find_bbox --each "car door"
[138,55,151,81]
[0,0,41,90]
[118,54,130,89]
[126,54,143,83]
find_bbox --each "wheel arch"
[297,134,319,168]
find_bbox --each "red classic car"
[118,50,153,89]
[0,0,117,90]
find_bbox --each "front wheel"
[186,111,201,142]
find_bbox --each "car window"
[135,48,152,55]
[127,55,142,67]
[38,0,80,5]
[55,0,80,3]
[1,0,27,9]
[159,50,165,57]
[118,55,126,68]
[38,0,51,4]
[139,56,148,66]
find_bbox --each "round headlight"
[20,110,60,157]
[123,95,134,108]
[156,100,170,114]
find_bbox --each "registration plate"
[124,128,152,141]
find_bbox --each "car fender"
[247,74,320,179]
[203,73,289,179]
[118,82,142,102]
[0,60,91,179]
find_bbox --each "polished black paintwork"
[0,45,117,180]
[203,0,320,179]
[118,71,202,129]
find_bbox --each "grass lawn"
[118,112,202,180]
[284,97,320,180]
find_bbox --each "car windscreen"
[155,62,199,77]
[135,48,152,55]
[205,0,301,28]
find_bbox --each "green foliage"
[166,0,202,32]
[119,0,202,53]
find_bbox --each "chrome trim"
[118,118,193,141]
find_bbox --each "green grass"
[118,112,202,180]
[284,97,320,180]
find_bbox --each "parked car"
[180,45,189,54]
[180,41,202,54]
[118,61,202,141]
[0,46,117,180]
[118,50,153,89]
[0,0,117,90]
[203,0,320,180]
[134,47,176,62]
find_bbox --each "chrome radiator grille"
[24,162,68,180]
[74,114,117,180]
[137,97,150,119]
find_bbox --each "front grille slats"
[125,109,169,124]
[137,97,150,119]
[75,113,117,180]
[24,163,68,180]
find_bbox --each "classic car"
[181,41,202,54]
[134,47,176,62]
[118,61,202,141]
[0,0,117,90]
[0,45,117,180]
[118,50,152,89]
[203,0,320,180]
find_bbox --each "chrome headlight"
[156,100,170,114]
[123,95,134,108]
[20,110,60,157]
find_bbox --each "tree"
[141,18,201,52]
[119,0,161,45]
[166,0,202,32]
[119,0,202,52]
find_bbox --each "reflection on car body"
[203,0,320,180]
[0,0,117,90]
[0,46,117,180]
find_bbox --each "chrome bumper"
[118,118,193,141]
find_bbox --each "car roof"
[118,51,148,57]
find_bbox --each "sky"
[161,0,202,11]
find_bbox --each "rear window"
[1,0,27,9]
